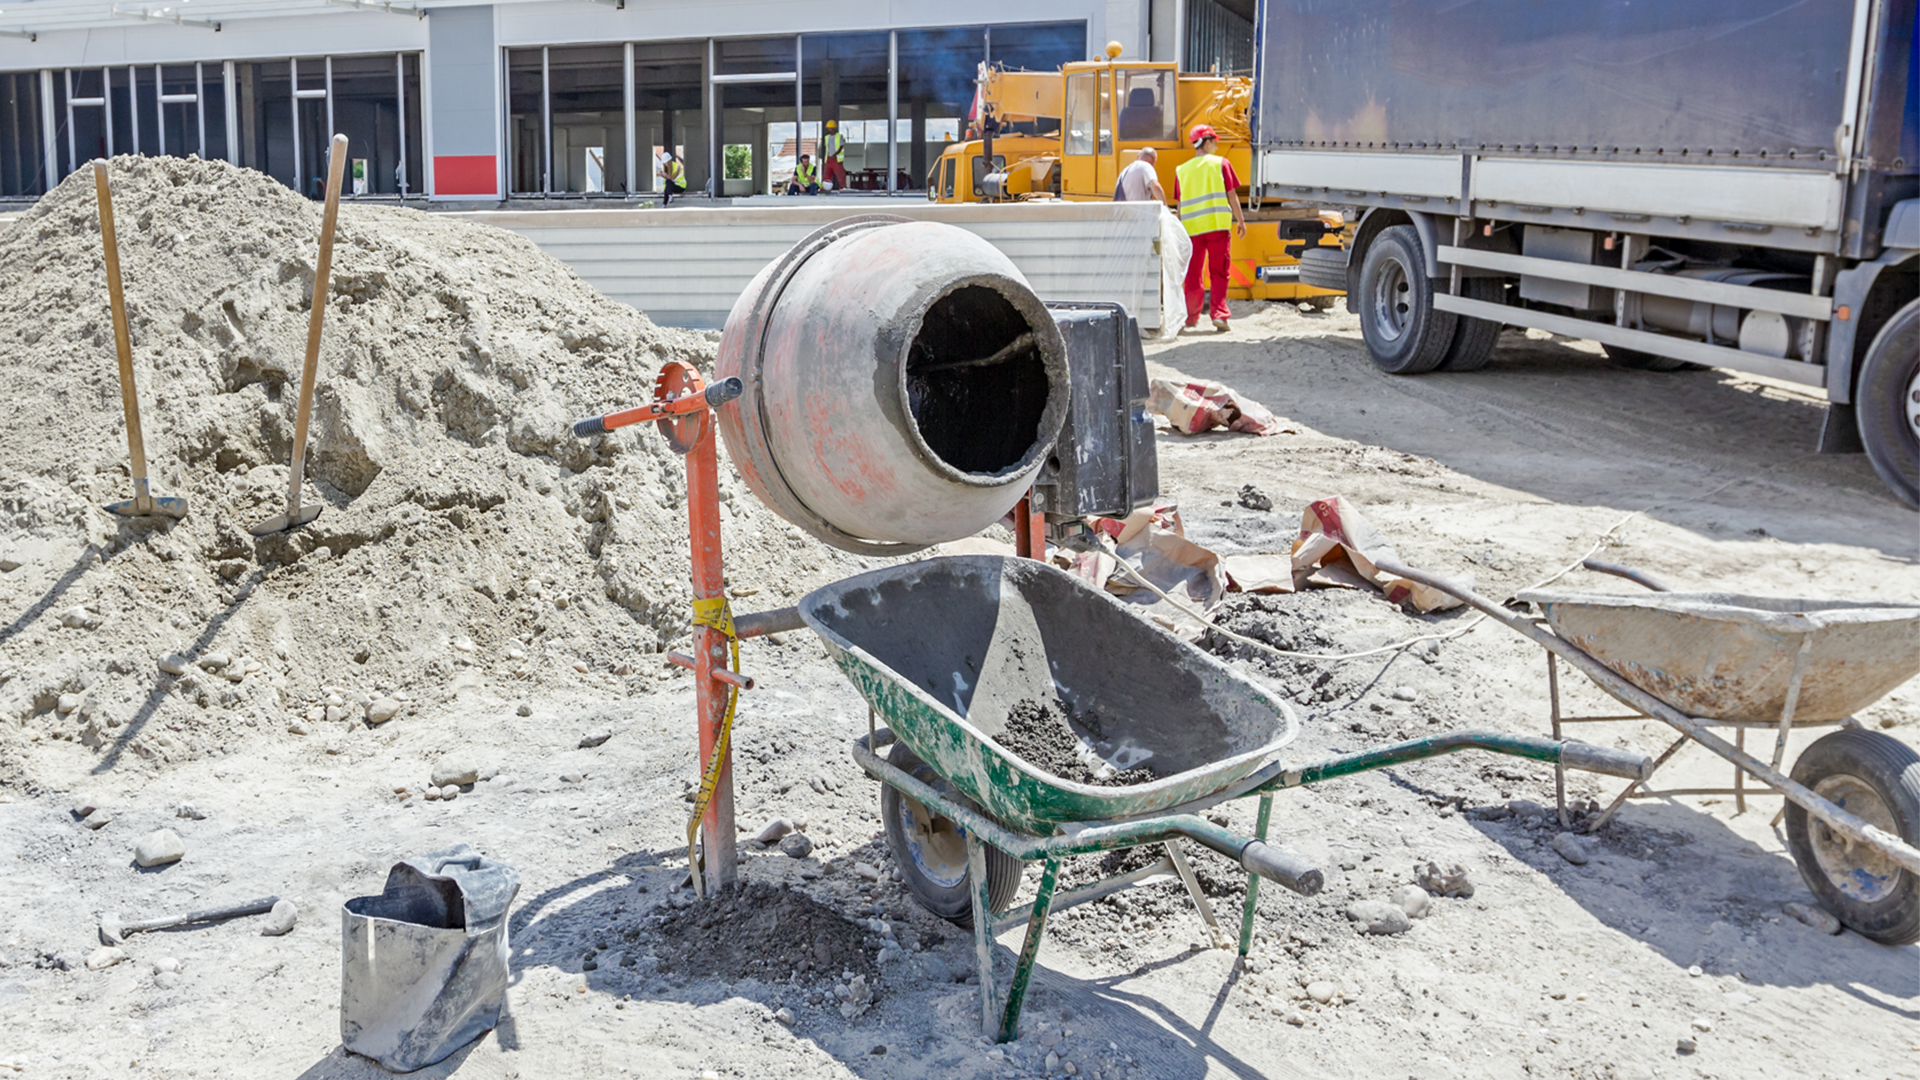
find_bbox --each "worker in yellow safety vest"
[1173,124,1247,332]
[660,151,686,205]
[787,154,820,195]
[822,119,847,192]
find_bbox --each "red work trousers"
[824,158,847,191]
[1183,229,1232,323]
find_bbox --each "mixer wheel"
[881,741,1022,928]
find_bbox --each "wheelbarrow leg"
[996,857,1061,1043]
[968,835,999,1038]
[1165,841,1229,950]
[1587,734,1690,833]
[1238,794,1274,956]
[1549,653,1568,827]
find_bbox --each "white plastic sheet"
[1156,206,1192,340]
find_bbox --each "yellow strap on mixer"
[686,594,740,897]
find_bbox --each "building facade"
[0,0,1237,204]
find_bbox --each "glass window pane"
[330,54,406,195]
[988,21,1087,72]
[1,72,46,197]
[1117,69,1175,142]
[507,48,544,194]
[549,45,627,193]
[1063,72,1095,155]
[718,36,795,76]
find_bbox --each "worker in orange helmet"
[1173,123,1247,332]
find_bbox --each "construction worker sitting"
[786,154,820,195]
[822,119,847,192]
[659,151,686,205]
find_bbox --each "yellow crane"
[928,44,1341,303]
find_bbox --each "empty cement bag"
[340,844,521,1072]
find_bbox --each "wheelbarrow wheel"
[1784,729,1920,946]
[881,742,1022,928]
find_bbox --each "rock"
[774,1006,796,1026]
[1046,1052,1060,1072]
[1687,965,1703,977]
[86,946,127,970]
[152,957,181,974]
[1286,1010,1308,1026]
[260,899,298,936]
[366,698,403,724]
[779,833,814,859]
[1306,980,1337,1005]
[1689,1016,1712,1033]
[854,862,883,882]
[516,703,533,717]
[1507,798,1548,819]
[287,721,309,736]
[0,557,19,572]
[197,651,231,670]
[431,755,480,788]
[1550,832,1590,866]
[1390,685,1419,702]
[1394,883,1431,919]
[60,606,91,629]
[158,653,191,675]
[1345,900,1412,935]
[71,796,102,819]
[578,727,612,749]
[1783,901,1842,935]
[175,803,209,820]
[56,694,80,714]
[754,819,794,845]
[154,971,181,990]
[423,786,442,801]
[440,785,460,801]
[559,772,586,784]
[848,975,871,1005]
[1040,1030,1062,1048]
[452,636,476,653]
[133,828,185,867]
[1415,861,1474,898]
[1676,1036,1698,1054]
[1236,484,1273,512]
[324,705,349,724]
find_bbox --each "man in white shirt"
[1114,147,1165,203]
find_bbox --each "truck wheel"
[1601,342,1694,372]
[1356,225,1457,374]
[1436,276,1506,372]
[1855,297,1920,509]
[1784,729,1920,946]
[881,741,1022,928]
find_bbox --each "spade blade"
[248,503,323,537]
[103,495,188,520]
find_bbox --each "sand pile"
[0,155,867,785]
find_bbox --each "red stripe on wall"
[433,155,497,197]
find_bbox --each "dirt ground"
[2,298,1916,1080]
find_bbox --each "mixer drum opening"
[905,284,1053,477]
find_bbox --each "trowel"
[95,163,188,521]
[252,133,348,537]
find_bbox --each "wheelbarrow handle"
[1237,842,1324,896]
[1579,558,1671,593]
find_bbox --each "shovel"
[252,133,349,537]
[95,163,187,521]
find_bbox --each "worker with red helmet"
[1173,124,1247,332]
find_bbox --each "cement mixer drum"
[715,216,1070,554]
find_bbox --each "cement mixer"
[714,214,1072,553]
[571,215,1158,895]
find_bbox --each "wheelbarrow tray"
[799,555,1294,834]
[1514,589,1920,725]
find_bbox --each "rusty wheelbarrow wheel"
[880,742,1021,928]
[1784,729,1920,946]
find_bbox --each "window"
[1116,69,1176,142]
[0,72,46,198]
[941,156,956,199]
[1064,72,1096,155]
[724,144,752,180]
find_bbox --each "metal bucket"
[340,846,520,1072]
[715,216,1070,554]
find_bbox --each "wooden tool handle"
[286,134,350,512]
[94,163,150,495]
[128,895,281,934]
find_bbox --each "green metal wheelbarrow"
[798,556,1654,1040]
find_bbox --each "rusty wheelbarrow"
[1376,556,1920,946]
[799,555,1654,1040]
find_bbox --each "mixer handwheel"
[881,741,1022,928]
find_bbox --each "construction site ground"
[2,299,1915,1080]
